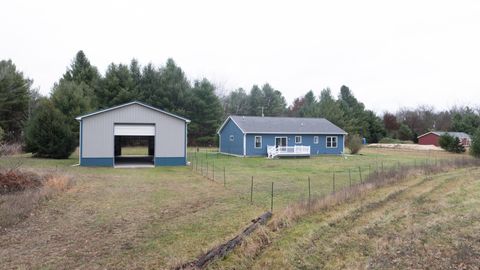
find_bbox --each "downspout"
[243,133,246,156]
[185,122,188,165]
[79,119,83,165]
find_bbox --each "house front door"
[275,137,287,147]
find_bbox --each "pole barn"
[76,101,190,167]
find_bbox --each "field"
[214,167,480,269]
[0,148,478,269]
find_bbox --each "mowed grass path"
[214,168,480,269]
[0,147,467,269]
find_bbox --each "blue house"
[217,116,347,157]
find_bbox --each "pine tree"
[470,129,480,158]
[261,84,286,116]
[248,85,264,116]
[188,79,223,145]
[222,88,249,116]
[0,60,32,141]
[63,50,100,107]
[51,80,93,143]
[25,99,76,159]
[318,88,345,127]
[398,123,413,141]
[98,63,135,108]
[155,58,191,115]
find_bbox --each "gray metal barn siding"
[80,103,188,166]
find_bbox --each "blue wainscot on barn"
[218,116,347,158]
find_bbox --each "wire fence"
[187,148,475,212]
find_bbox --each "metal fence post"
[349,168,352,187]
[271,182,274,212]
[250,176,253,204]
[359,166,363,184]
[308,176,311,210]
[333,169,336,194]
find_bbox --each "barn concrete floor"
[114,156,154,168]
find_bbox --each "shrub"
[0,167,73,228]
[439,133,455,151]
[398,123,413,141]
[439,133,465,153]
[0,169,43,194]
[348,134,363,154]
[451,137,466,153]
[470,129,480,158]
[24,99,76,159]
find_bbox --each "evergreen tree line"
[1,50,480,158]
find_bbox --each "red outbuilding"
[418,131,471,147]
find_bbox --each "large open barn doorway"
[114,136,154,167]
[113,124,155,168]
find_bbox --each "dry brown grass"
[0,171,73,230]
[270,157,480,232]
[208,157,480,269]
[0,142,23,156]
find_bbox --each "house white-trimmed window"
[326,136,338,148]
[254,136,262,148]
[313,136,319,144]
[295,136,302,144]
[229,135,234,141]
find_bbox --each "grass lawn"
[216,167,480,269]
[0,147,473,269]
[188,147,466,210]
[120,146,150,156]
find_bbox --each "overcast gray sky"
[2,0,479,113]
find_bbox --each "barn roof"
[75,101,190,122]
[418,131,471,139]
[218,115,347,134]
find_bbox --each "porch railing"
[267,145,311,158]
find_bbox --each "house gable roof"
[75,101,191,123]
[418,131,471,139]
[218,115,347,134]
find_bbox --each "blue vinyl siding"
[219,119,244,156]
[245,134,344,156]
